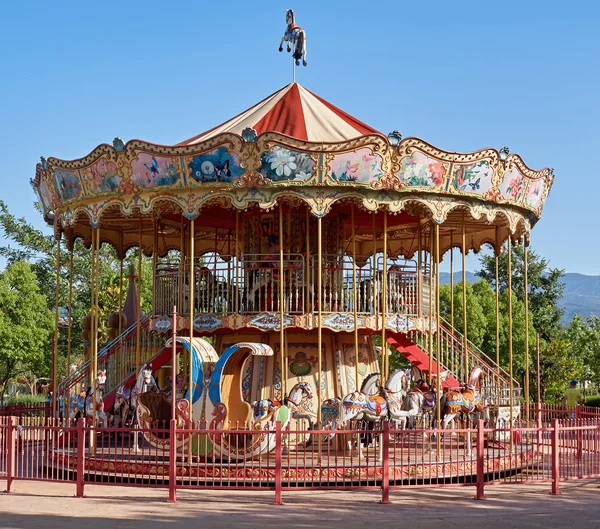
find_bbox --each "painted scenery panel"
[329,148,383,183]
[526,179,545,209]
[499,167,526,202]
[259,146,315,182]
[452,160,494,194]
[396,151,446,188]
[84,157,121,194]
[52,169,82,201]
[131,154,181,188]
[188,147,244,183]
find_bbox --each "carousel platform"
[47,433,539,486]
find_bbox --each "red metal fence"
[2,410,600,503]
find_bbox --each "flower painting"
[396,152,446,188]
[259,146,314,182]
[499,168,526,202]
[453,160,493,194]
[52,169,82,201]
[86,157,121,193]
[189,147,244,183]
[329,148,383,183]
[526,179,545,209]
[131,154,180,188]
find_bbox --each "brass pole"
[450,232,454,330]
[235,210,240,315]
[317,215,323,430]
[381,210,388,380]
[462,214,468,382]
[372,212,378,351]
[508,237,514,431]
[524,235,530,423]
[417,223,422,319]
[305,209,310,312]
[188,218,195,423]
[435,223,441,449]
[136,219,142,370]
[152,219,158,318]
[279,203,286,396]
[89,228,98,454]
[495,226,500,369]
[428,224,433,381]
[351,204,360,387]
[67,242,74,380]
[52,232,61,419]
[179,219,184,315]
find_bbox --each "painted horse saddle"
[366,395,387,415]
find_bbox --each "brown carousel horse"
[278,9,307,66]
[439,366,487,430]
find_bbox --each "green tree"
[0,261,54,404]
[477,245,565,342]
[0,200,154,382]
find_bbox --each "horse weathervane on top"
[278,9,307,67]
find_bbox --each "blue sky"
[0,0,598,273]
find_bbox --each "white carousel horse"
[340,369,411,427]
[85,370,108,427]
[285,382,314,448]
[278,9,307,66]
[320,372,381,435]
[132,365,159,451]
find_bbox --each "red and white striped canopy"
[179,83,381,145]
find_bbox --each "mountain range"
[439,272,600,324]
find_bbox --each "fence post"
[5,417,17,493]
[273,421,283,505]
[551,418,560,495]
[167,419,177,503]
[474,419,486,500]
[75,418,85,498]
[380,420,391,504]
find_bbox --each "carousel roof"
[178,82,380,145]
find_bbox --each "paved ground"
[2,479,600,529]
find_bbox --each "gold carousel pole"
[524,234,530,424]
[188,217,195,424]
[305,209,310,312]
[495,228,500,368]
[279,203,286,397]
[67,240,74,381]
[152,219,158,318]
[381,210,388,380]
[52,231,61,419]
[235,210,240,315]
[507,237,514,437]
[450,232,454,330]
[118,234,124,339]
[351,204,360,387]
[435,223,441,453]
[317,215,323,461]
[428,224,433,381]
[417,224,422,319]
[462,214,468,382]
[135,219,142,370]
[90,227,99,454]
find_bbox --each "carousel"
[34,11,553,479]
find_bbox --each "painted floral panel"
[52,169,82,201]
[188,147,244,183]
[85,157,121,193]
[499,168,526,202]
[131,154,181,188]
[453,160,493,194]
[396,151,446,188]
[329,148,383,183]
[259,146,314,182]
[526,179,545,209]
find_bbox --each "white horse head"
[467,366,485,389]
[287,382,313,409]
[136,365,157,394]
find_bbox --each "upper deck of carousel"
[31,81,554,258]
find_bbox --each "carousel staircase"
[387,318,520,405]
[387,333,460,389]
[58,315,166,408]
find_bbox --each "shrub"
[584,395,600,407]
